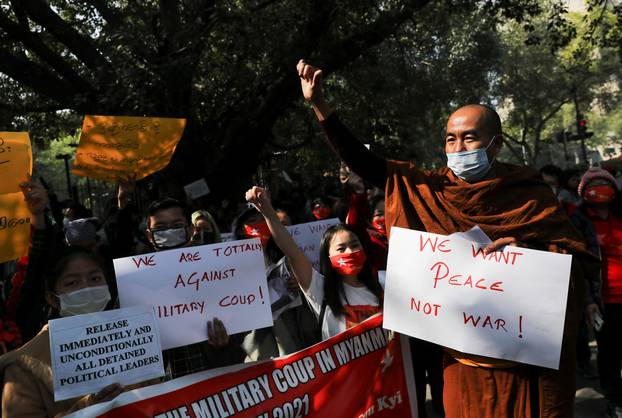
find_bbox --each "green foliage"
[492,4,620,167]
[0,0,619,205]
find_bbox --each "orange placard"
[72,115,186,182]
[0,132,32,194]
[0,192,31,263]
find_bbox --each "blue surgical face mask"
[446,136,498,181]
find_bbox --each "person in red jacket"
[340,164,388,272]
[574,167,622,418]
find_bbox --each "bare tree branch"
[533,98,568,161]
[0,47,80,106]
[503,138,526,163]
[0,102,68,114]
[19,0,114,77]
[249,0,285,12]
[80,0,123,26]
[0,11,95,94]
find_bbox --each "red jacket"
[345,193,388,272]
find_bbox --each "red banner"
[68,314,418,418]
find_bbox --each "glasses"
[149,223,188,232]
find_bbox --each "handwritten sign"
[49,306,164,401]
[0,132,32,194]
[288,218,340,270]
[114,239,273,350]
[383,227,572,369]
[72,115,186,182]
[183,178,210,200]
[0,192,31,263]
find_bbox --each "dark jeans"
[577,316,591,364]
[596,303,622,404]
[410,338,445,417]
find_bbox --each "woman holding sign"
[245,186,383,340]
[0,181,126,417]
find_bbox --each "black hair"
[312,196,331,208]
[44,248,107,293]
[232,206,263,240]
[318,224,383,317]
[67,202,92,219]
[147,198,190,227]
[368,195,385,219]
[540,164,563,181]
[561,169,581,190]
[232,206,283,263]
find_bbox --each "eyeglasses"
[149,223,188,232]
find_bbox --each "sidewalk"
[576,341,605,418]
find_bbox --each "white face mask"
[446,136,498,181]
[57,285,111,317]
[152,227,189,250]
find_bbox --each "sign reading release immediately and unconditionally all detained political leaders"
[383,227,573,369]
[49,306,164,401]
[114,238,273,350]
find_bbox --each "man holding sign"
[118,197,246,379]
[297,60,599,417]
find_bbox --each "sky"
[566,0,587,12]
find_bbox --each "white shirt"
[303,269,380,340]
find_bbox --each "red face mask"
[313,207,332,220]
[330,250,367,276]
[371,216,386,236]
[244,222,271,246]
[584,184,616,204]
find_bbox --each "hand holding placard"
[48,306,164,402]
[383,227,572,369]
[72,115,185,182]
[0,132,32,194]
[114,239,273,350]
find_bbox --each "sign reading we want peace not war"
[383,227,572,369]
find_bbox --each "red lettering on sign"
[471,244,524,266]
[410,298,441,317]
[132,255,155,268]
[463,312,508,332]
[179,252,201,263]
[420,236,452,253]
[429,262,504,292]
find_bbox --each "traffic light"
[577,115,593,139]
[578,117,587,134]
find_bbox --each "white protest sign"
[114,239,273,350]
[48,306,164,401]
[287,218,339,270]
[183,178,210,199]
[260,219,339,320]
[383,227,572,369]
[220,232,234,242]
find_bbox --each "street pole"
[55,154,73,199]
[572,86,588,166]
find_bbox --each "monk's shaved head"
[444,103,503,157]
[449,104,502,137]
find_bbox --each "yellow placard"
[0,192,31,263]
[71,115,186,182]
[0,132,33,194]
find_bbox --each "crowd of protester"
[0,60,620,418]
